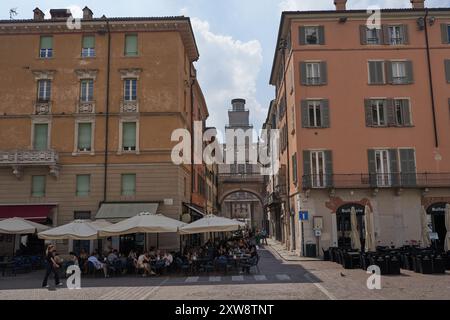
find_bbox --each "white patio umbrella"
[98,212,186,237]
[179,214,246,235]
[38,219,112,240]
[420,206,431,248]
[350,207,361,250]
[444,203,450,252]
[364,205,376,252]
[0,217,50,234]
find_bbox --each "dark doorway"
[119,233,144,255]
[427,203,448,252]
[336,204,365,249]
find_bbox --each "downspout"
[424,9,439,148]
[190,65,195,214]
[103,19,111,202]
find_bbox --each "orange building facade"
[267,0,450,256]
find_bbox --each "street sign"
[314,229,322,237]
[299,211,309,221]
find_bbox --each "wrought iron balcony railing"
[302,173,450,190]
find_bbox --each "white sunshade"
[420,206,431,248]
[38,219,112,240]
[350,207,361,250]
[0,217,50,235]
[364,205,376,252]
[444,204,450,252]
[179,214,246,235]
[98,212,185,237]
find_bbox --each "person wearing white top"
[88,254,108,277]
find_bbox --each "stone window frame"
[31,116,52,151]
[72,116,96,156]
[117,115,140,155]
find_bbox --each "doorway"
[427,203,448,252]
[336,204,365,249]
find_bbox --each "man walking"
[42,244,62,288]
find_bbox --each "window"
[306,62,321,85]
[301,62,327,86]
[394,99,411,126]
[80,80,94,102]
[399,149,417,186]
[308,101,322,127]
[311,151,326,188]
[31,176,46,197]
[125,34,138,56]
[445,60,450,83]
[33,123,48,150]
[368,61,385,84]
[375,150,391,187]
[370,100,387,126]
[366,28,380,44]
[391,62,407,84]
[305,26,319,45]
[442,24,450,44]
[77,123,92,152]
[81,35,95,57]
[292,153,298,184]
[301,100,330,128]
[388,26,404,45]
[74,211,91,220]
[76,175,90,197]
[124,79,137,101]
[122,122,136,151]
[39,36,53,58]
[300,26,324,45]
[37,80,51,102]
[121,174,136,196]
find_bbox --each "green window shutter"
[367,150,377,187]
[360,25,367,45]
[365,99,373,127]
[320,61,328,85]
[78,123,92,150]
[125,34,138,56]
[377,28,384,44]
[324,150,333,187]
[368,61,378,84]
[440,24,449,44]
[122,174,136,196]
[318,26,325,45]
[76,175,90,196]
[321,99,330,128]
[82,35,95,48]
[33,124,48,150]
[386,99,396,126]
[302,151,311,189]
[445,60,450,83]
[385,61,393,84]
[292,153,298,184]
[401,100,412,126]
[401,25,409,44]
[301,100,309,128]
[389,149,399,187]
[32,176,46,197]
[123,122,136,149]
[399,149,416,187]
[300,62,307,85]
[405,61,414,84]
[40,36,53,49]
[299,27,306,45]
[382,25,390,44]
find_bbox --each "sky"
[1,0,449,133]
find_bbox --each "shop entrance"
[427,203,448,252]
[336,204,365,249]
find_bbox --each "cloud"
[191,17,265,132]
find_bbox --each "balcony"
[0,150,59,179]
[34,100,51,115]
[302,173,450,190]
[120,100,139,113]
[219,173,264,183]
[77,101,95,114]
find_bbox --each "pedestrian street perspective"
[0,0,450,307]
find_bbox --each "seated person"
[137,252,155,276]
[88,253,109,277]
[241,255,258,274]
[163,251,173,267]
[128,250,138,269]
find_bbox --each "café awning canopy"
[0,217,50,234]
[95,203,159,220]
[98,212,185,237]
[179,214,246,235]
[38,219,112,240]
[0,205,55,223]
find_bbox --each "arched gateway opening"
[219,190,265,230]
[336,204,365,249]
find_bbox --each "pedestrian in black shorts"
[42,244,62,288]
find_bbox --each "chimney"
[334,0,347,11]
[411,0,425,9]
[83,6,93,20]
[33,8,45,21]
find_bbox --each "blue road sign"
[299,211,309,221]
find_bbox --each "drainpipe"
[424,9,439,148]
[103,19,111,202]
[190,65,195,217]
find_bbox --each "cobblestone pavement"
[0,246,449,300]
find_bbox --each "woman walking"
[42,244,62,288]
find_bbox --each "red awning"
[0,205,55,222]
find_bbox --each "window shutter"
[401,100,412,126]
[368,61,376,84]
[121,174,136,196]
[292,153,298,184]
[320,61,328,85]
[368,61,384,84]
[377,28,384,44]
[365,99,373,127]
[34,124,48,151]
[32,176,46,197]
[76,175,90,196]
[123,122,136,148]
[299,27,306,45]
[399,149,416,187]
[360,25,367,45]
[445,60,450,83]
[303,151,311,189]
[385,61,393,84]
[367,150,377,187]
[78,123,92,150]
[386,99,396,126]
[405,60,414,84]
[301,100,309,128]
[40,36,53,49]
[318,26,325,45]
[389,149,399,187]
[441,24,449,44]
[401,25,409,44]
[382,25,390,45]
[321,99,330,128]
[324,150,333,187]
[300,62,307,85]
[125,34,138,56]
[82,36,95,48]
